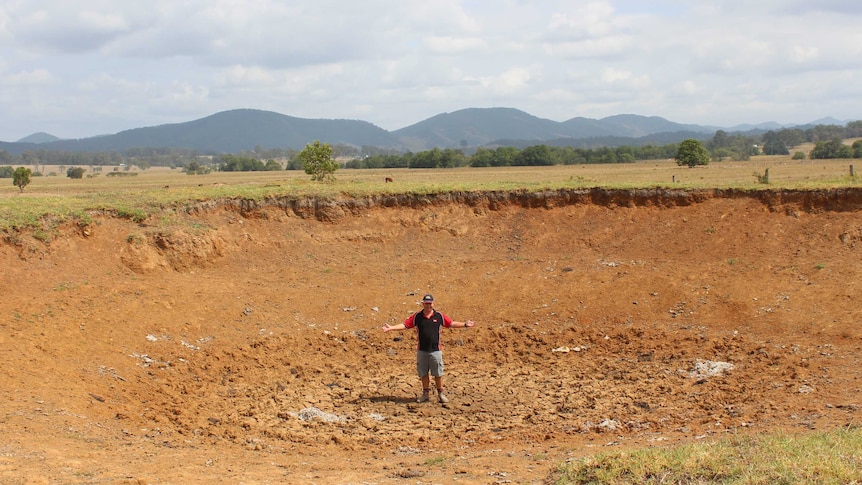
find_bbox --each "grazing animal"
[385,177,394,183]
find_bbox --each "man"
[382,294,476,403]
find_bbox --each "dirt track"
[2,188,861,484]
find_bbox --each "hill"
[16,132,62,144]
[38,109,399,154]
[391,107,575,150]
[1,108,856,155]
[392,109,718,151]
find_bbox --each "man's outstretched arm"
[451,320,475,328]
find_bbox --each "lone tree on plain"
[13,167,31,192]
[675,139,710,168]
[67,167,86,179]
[299,140,338,182]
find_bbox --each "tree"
[712,148,734,162]
[286,157,304,170]
[810,138,852,159]
[777,128,805,149]
[514,144,554,166]
[615,146,636,163]
[299,140,338,181]
[264,159,283,171]
[711,130,730,149]
[761,131,789,155]
[438,148,466,168]
[675,139,710,168]
[183,160,211,175]
[807,124,845,142]
[67,167,86,179]
[219,154,266,171]
[846,120,862,138]
[13,167,32,192]
[410,148,442,168]
[493,146,519,166]
[469,147,494,167]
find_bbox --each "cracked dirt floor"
[1,189,861,484]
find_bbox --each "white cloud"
[791,46,820,64]
[546,2,622,39]
[4,68,53,86]
[0,3,11,41]
[0,0,861,140]
[424,36,487,55]
[496,68,533,92]
[77,10,129,33]
[463,67,534,95]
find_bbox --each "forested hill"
[34,109,398,154]
[1,108,853,155]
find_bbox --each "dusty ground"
[1,188,861,484]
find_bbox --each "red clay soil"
[1,188,861,484]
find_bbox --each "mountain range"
[0,108,853,155]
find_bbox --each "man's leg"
[417,375,431,402]
[417,352,432,402]
[431,352,448,403]
[435,376,448,403]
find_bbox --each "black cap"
[422,294,434,303]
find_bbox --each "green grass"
[553,427,862,484]
[424,455,448,466]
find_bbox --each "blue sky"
[1,0,860,141]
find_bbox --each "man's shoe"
[437,391,449,404]
[417,390,430,403]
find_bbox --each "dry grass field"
[3,151,861,232]
[3,151,861,196]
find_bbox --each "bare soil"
[2,188,861,484]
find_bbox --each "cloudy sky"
[1,0,861,141]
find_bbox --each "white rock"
[688,359,734,378]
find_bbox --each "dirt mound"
[1,189,861,483]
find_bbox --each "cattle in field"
[385,177,393,183]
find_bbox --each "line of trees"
[216,154,283,172]
[2,121,861,174]
[342,143,682,169]
[810,139,862,159]
[759,121,862,156]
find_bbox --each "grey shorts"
[416,350,444,377]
